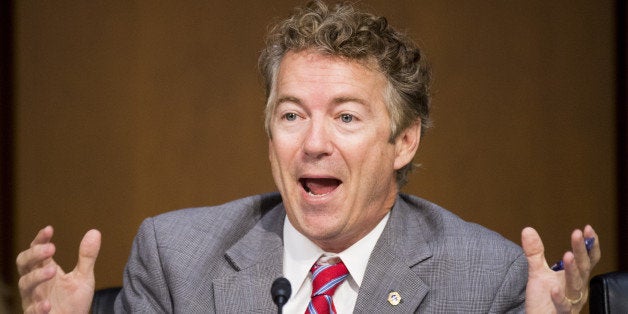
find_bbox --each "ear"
[393,120,421,170]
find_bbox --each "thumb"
[75,229,101,277]
[521,227,549,273]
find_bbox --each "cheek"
[268,137,299,179]
[268,142,283,181]
[270,135,296,162]
[343,133,393,161]
[348,142,396,181]
[268,141,277,168]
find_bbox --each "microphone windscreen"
[271,277,292,306]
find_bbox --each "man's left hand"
[522,225,600,313]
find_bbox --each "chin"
[301,216,343,238]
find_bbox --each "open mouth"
[299,178,342,196]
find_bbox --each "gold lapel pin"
[387,291,402,306]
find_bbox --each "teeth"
[303,182,318,195]
[307,190,329,196]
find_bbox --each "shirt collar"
[283,212,390,290]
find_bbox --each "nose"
[302,119,333,159]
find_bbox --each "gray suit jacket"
[114,193,527,313]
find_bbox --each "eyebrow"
[332,96,368,107]
[275,96,301,106]
[275,95,369,108]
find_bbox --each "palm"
[525,266,565,313]
[45,264,95,313]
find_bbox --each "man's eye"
[283,113,298,121]
[340,114,353,123]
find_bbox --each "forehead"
[281,50,377,69]
[274,51,388,104]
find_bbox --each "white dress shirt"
[282,213,390,313]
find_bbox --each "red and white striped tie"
[305,259,349,314]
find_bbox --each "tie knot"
[310,260,349,297]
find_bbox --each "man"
[17,1,600,313]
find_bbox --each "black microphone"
[271,277,291,314]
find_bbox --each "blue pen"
[550,237,595,271]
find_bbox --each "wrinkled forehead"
[270,50,387,98]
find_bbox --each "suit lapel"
[210,194,434,312]
[213,203,286,313]
[354,196,433,313]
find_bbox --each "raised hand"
[522,225,600,313]
[16,226,101,314]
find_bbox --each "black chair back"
[590,272,628,314]
[91,287,121,314]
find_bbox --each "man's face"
[268,51,420,252]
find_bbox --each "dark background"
[1,1,625,312]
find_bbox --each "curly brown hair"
[259,0,431,187]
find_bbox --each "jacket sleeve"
[488,252,528,313]
[114,217,173,313]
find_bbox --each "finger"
[18,226,55,275]
[17,264,57,296]
[570,229,586,260]
[40,300,52,314]
[562,251,585,298]
[30,226,54,248]
[75,229,101,277]
[570,229,591,276]
[550,286,573,314]
[521,227,549,272]
[16,243,56,276]
[23,300,52,314]
[583,225,600,266]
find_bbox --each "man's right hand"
[16,226,101,314]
